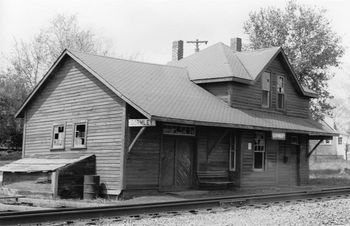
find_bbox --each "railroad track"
[1,186,350,225]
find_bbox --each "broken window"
[261,72,270,108]
[253,133,265,170]
[52,124,65,149]
[73,122,87,148]
[277,76,285,109]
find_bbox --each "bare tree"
[7,14,113,89]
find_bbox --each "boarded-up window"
[253,133,265,170]
[73,122,87,148]
[52,124,65,149]
[277,76,285,109]
[261,72,270,107]
[229,134,237,171]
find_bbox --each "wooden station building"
[1,38,334,197]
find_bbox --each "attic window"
[73,121,88,148]
[277,76,285,109]
[51,124,65,149]
[261,72,271,108]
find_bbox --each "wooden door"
[277,143,298,186]
[160,136,193,190]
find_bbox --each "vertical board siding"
[24,57,125,194]
[125,126,161,189]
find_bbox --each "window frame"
[72,120,88,149]
[261,72,271,108]
[277,75,285,109]
[229,133,237,171]
[51,123,66,150]
[253,132,266,171]
[338,137,343,145]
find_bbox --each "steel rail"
[1,186,350,225]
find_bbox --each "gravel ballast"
[66,197,350,226]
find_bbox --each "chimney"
[230,37,242,52]
[172,40,184,61]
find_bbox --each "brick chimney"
[230,37,242,52]
[172,40,184,61]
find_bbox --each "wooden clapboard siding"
[197,127,229,171]
[240,131,309,188]
[228,55,310,118]
[23,56,125,195]
[199,82,230,103]
[125,126,161,189]
[240,131,278,187]
[267,56,310,118]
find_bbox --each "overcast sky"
[1,0,350,101]
[1,0,349,64]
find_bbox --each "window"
[338,137,343,145]
[229,134,237,171]
[261,72,271,107]
[253,133,265,170]
[277,76,285,109]
[291,136,299,145]
[73,122,87,148]
[52,124,65,149]
[323,139,332,145]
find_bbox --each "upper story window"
[253,133,265,171]
[323,139,332,145]
[52,124,65,149]
[277,76,285,109]
[261,72,271,108]
[73,121,88,148]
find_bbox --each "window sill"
[71,147,87,150]
[252,169,265,172]
[50,148,65,152]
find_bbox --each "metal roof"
[15,48,333,136]
[0,154,94,173]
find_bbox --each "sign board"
[163,124,196,136]
[272,132,286,140]
[129,119,156,127]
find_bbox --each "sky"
[0,0,350,106]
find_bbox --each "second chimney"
[230,37,242,52]
[172,40,184,61]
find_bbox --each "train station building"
[0,38,334,198]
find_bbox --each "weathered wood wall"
[23,56,125,195]
[125,126,161,189]
[200,54,310,118]
[240,131,309,187]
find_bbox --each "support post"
[128,127,146,153]
[51,171,59,199]
[307,139,324,158]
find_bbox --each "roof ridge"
[67,49,186,70]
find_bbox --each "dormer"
[169,38,317,118]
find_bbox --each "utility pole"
[187,39,208,52]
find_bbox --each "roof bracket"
[307,138,324,158]
[207,130,230,157]
[128,127,146,153]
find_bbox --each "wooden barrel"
[83,175,100,199]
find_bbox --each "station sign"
[129,119,156,127]
[272,132,286,140]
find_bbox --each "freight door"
[160,136,193,191]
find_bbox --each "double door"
[160,136,194,191]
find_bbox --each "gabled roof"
[169,42,317,97]
[15,49,333,136]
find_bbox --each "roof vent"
[230,37,242,52]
